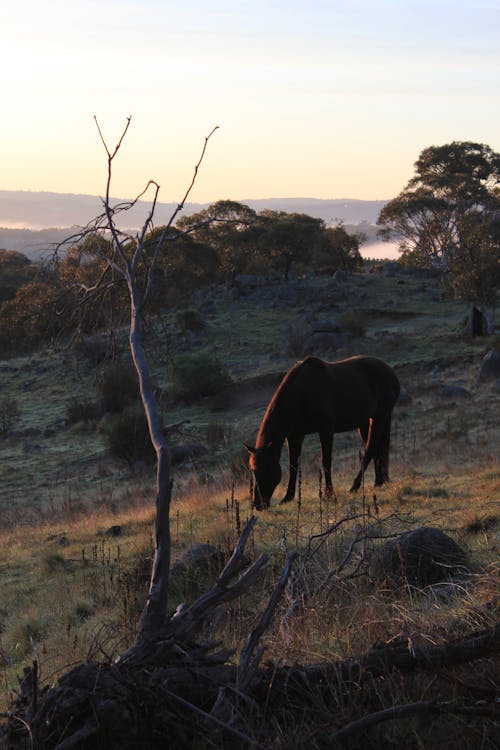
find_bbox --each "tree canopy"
[377,141,500,311]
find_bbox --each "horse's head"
[246,443,281,510]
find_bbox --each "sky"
[1,0,499,204]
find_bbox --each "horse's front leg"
[320,430,334,496]
[280,434,304,504]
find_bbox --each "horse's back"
[294,356,399,428]
[327,355,400,402]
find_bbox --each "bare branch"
[329,700,500,744]
[160,686,268,750]
[140,125,219,307]
[94,114,132,162]
[238,551,298,687]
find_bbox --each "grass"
[0,266,499,745]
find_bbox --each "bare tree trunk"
[128,291,173,640]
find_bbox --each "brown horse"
[247,355,400,510]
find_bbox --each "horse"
[246,355,400,510]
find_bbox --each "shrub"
[286,324,311,358]
[98,361,139,413]
[66,399,100,425]
[206,422,229,446]
[338,311,366,337]
[106,410,156,466]
[0,396,20,437]
[174,308,205,333]
[171,352,231,403]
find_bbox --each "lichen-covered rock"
[478,349,500,383]
[371,526,468,587]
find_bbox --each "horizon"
[1,1,499,203]
[0,192,400,259]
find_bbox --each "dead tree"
[65,117,220,644]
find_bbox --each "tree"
[145,226,219,304]
[57,118,220,640]
[255,210,324,280]
[377,141,500,329]
[313,221,363,272]
[0,280,63,354]
[176,199,257,277]
[0,249,35,302]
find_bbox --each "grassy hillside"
[0,264,499,746]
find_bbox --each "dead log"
[262,621,500,702]
[2,620,498,749]
[329,700,500,744]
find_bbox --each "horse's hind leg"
[319,430,334,496]
[280,434,304,504]
[350,419,374,491]
[374,415,392,485]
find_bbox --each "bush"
[174,308,204,333]
[171,352,231,403]
[98,361,139,413]
[106,410,156,466]
[66,400,100,425]
[286,324,312,358]
[338,311,366,337]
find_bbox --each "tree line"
[0,139,498,356]
[0,205,363,355]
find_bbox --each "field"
[0,264,499,747]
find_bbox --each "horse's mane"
[256,357,326,445]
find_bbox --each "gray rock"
[170,443,208,465]
[171,543,222,579]
[440,384,472,401]
[371,527,468,588]
[478,349,500,383]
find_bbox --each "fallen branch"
[2,622,498,749]
[268,621,500,696]
[238,551,298,688]
[329,700,500,744]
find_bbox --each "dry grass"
[0,269,499,745]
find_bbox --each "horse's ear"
[244,444,256,454]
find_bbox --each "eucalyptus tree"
[377,141,500,330]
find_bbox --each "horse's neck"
[256,403,287,450]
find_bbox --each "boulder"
[478,349,500,384]
[440,384,472,401]
[170,443,208,465]
[171,543,222,578]
[303,319,349,354]
[371,526,468,587]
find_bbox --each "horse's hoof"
[279,496,293,505]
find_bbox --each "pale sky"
[1,0,499,203]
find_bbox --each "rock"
[332,268,349,282]
[104,525,123,537]
[170,443,208,465]
[302,319,350,355]
[371,527,468,587]
[440,384,472,401]
[171,543,222,580]
[383,261,401,277]
[478,349,500,383]
[397,388,412,406]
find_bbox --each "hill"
[0,265,498,747]
[0,190,394,260]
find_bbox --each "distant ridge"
[0,191,396,260]
[0,190,388,230]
